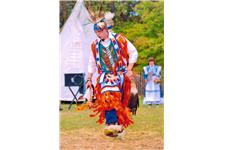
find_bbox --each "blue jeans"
[105,109,118,125]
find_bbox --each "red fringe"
[90,75,133,128]
[121,75,131,107]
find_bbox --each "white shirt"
[88,32,138,74]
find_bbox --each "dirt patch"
[60,128,163,150]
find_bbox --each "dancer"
[86,17,138,136]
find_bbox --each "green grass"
[60,98,164,149]
[60,97,164,137]
[60,104,100,131]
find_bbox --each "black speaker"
[64,73,85,94]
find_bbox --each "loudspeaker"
[64,73,85,94]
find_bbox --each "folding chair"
[64,73,85,110]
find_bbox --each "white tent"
[60,0,97,101]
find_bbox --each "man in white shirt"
[86,18,138,137]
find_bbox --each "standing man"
[143,57,162,105]
[86,18,138,136]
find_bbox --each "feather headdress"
[93,12,115,31]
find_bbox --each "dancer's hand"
[126,70,134,80]
[127,63,134,80]
[86,73,93,88]
[86,79,92,88]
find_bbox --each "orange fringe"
[75,103,89,112]
[90,75,133,128]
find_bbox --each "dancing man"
[86,18,138,136]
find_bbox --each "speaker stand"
[68,86,80,110]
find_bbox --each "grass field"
[60,98,164,150]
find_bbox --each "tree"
[113,1,164,73]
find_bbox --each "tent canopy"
[60,0,97,101]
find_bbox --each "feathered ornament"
[104,12,115,29]
[75,85,95,112]
[93,12,115,31]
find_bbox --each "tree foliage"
[113,1,164,73]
